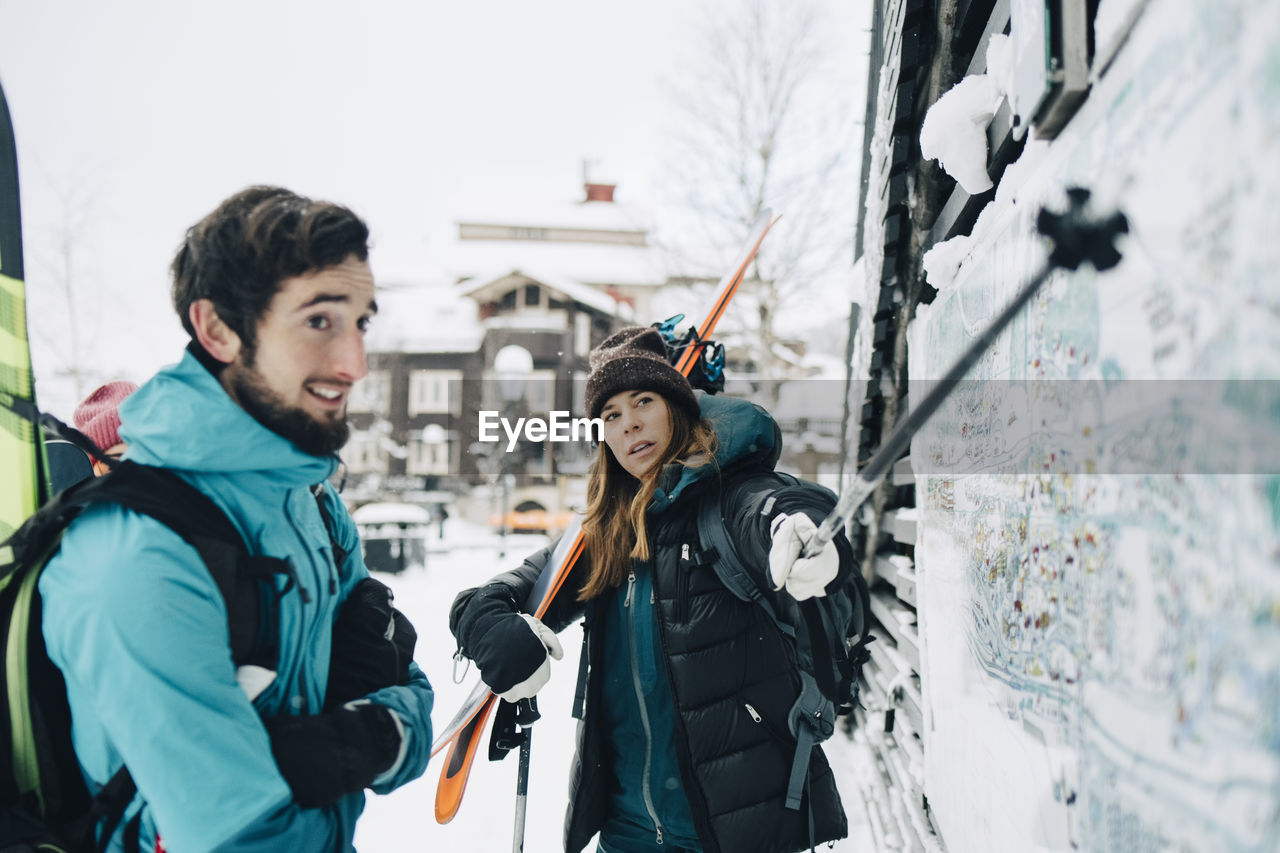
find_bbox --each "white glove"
[498,614,564,702]
[768,513,839,601]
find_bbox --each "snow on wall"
[910,1,1280,851]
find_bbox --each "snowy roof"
[444,238,671,288]
[351,502,432,524]
[367,281,484,353]
[454,196,655,234]
[457,268,621,315]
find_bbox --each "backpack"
[693,472,873,812]
[0,461,337,853]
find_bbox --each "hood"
[118,347,337,488]
[649,391,780,513]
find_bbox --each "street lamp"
[493,345,533,558]
[420,423,448,556]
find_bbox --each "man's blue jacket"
[40,349,434,852]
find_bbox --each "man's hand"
[265,701,403,808]
[326,577,417,709]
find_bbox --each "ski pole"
[511,697,541,853]
[802,188,1128,558]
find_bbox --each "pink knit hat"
[73,381,139,454]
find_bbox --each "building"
[345,182,672,522]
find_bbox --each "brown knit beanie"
[585,326,699,420]
[73,381,139,453]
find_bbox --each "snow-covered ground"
[354,519,874,852]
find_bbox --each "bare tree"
[28,174,107,411]
[661,0,864,401]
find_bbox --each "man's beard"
[225,361,350,457]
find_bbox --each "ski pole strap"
[805,775,816,852]
[572,624,590,720]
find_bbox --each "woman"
[450,327,853,853]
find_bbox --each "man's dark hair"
[171,186,370,351]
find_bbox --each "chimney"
[583,182,616,203]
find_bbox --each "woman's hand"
[767,513,839,600]
[495,614,564,702]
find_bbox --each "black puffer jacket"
[450,394,853,853]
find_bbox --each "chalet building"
[343,182,668,519]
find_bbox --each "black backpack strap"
[3,462,300,850]
[693,487,792,640]
[798,600,840,702]
[696,479,844,812]
[122,810,143,853]
[73,462,296,667]
[311,483,347,594]
[87,766,137,853]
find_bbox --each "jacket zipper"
[283,492,331,711]
[741,697,791,743]
[625,570,665,845]
[677,544,691,623]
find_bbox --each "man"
[39,186,433,852]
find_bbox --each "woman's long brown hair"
[578,396,718,600]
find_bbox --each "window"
[343,434,386,474]
[407,434,453,475]
[409,370,463,416]
[481,368,555,414]
[524,284,541,307]
[349,370,390,415]
[524,369,555,414]
[575,313,591,358]
[572,370,588,415]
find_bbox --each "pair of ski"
[430,187,1129,824]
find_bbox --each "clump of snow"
[351,502,433,524]
[920,75,1000,194]
[985,33,1015,104]
[922,233,974,292]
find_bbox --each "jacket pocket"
[738,693,794,745]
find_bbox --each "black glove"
[265,702,402,808]
[326,577,418,710]
[449,583,549,696]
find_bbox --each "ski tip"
[434,748,469,823]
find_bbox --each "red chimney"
[584,182,616,203]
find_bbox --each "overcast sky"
[0,0,868,416]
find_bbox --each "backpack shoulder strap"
[311,483,350,580]
[15,461,291,668]
[73,463,251,606]
[694,475,832,815]
[693,479,792,638]
[1,463,266,853]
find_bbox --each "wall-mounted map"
[910,1,1280,850]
